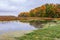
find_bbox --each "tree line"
[18,4,60,18]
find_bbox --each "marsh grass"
[16,22,60,40]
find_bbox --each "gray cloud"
[0,0,60,16]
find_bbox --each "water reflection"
[29,21,45,28]
[0,20,56,34]
[0,21,36,34]
[29,20,57,28]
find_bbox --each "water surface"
[0,21,36,34]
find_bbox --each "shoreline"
[0,17,60,21]
[0,30,33,40]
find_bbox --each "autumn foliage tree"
[18,4,60,18]
[18,12,30,17]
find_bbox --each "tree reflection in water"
[29,20,57,28]
[29,21,45,28]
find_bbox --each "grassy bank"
[0,16,17,21]
[16,22,60,40]
[0,17,60,21]
[18,17,60,22]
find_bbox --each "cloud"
[0,0,33,12]
[0,0,60,16]
[10,0,27,3]
[0,0,60,12]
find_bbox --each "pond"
[0,21,57,40]
[0,20,56,34]
[0,21,48,40]
[0,21,37,34]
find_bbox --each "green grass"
[16,23,60,40]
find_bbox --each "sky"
[0,0,60,16]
